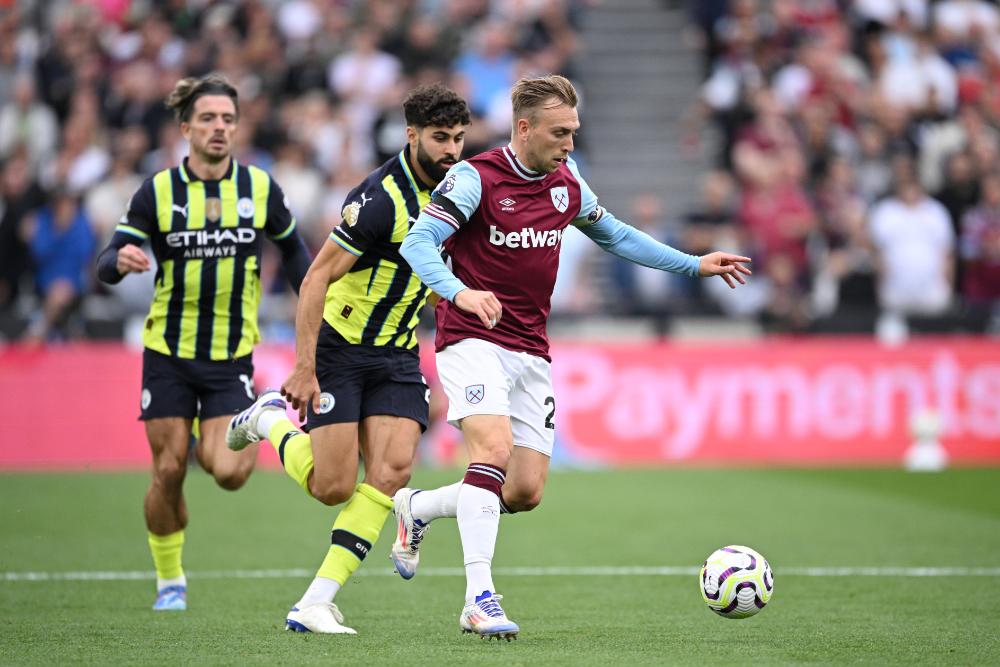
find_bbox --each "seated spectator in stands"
[0,152,44,322]
[607,192,684,318]
[0,74,59,168]
[682,171,742,312]
[959,171,1000,321]
[869,172,954,319]
[811,157,879,330]
[454,19,518,118]
[22,188,96,342]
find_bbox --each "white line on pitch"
[4,566,1000,582]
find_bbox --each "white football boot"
[226,390,285,451]
[390,488,429,580]
[285,603,357,635]
[460,591,519,641]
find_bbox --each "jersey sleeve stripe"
[330,231,363,256]
[115,224,149,240]
[424,202,460,230]
[270,218,297,240]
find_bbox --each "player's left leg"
[196,416,257,489]
[194,354,260,489]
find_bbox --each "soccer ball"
[700,545,773,619]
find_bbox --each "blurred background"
[0,0,998,468]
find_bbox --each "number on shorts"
[239,373,254,400]
[544,396,555,429]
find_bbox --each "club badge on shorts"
[465,384,484,404]
[318,393,336,414]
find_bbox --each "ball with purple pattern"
[700,545,773,619]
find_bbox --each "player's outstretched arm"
[697,251,752,289]
[576,210,752,288]
[282,240,358,421]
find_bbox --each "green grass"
[2,468,1000,665]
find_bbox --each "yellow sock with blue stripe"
[148,530,185,590]
[268,418,314,496]
[316,484,393,586]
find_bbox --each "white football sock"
[410,481,462,523]
[256,407,288,440]
[457,483,500,603]
[157,575,186,592]
[296,576,341,608]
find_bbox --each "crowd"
[4,0,1000,344]
[675,0,1000,336]
[0,0,583,343]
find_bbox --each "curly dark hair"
[165,73,239,123]
[402,84,471,129]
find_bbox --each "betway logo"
[489,225,563,249]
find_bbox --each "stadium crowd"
[679,0,1000,336]
[0,0,583,343]
[2,0,1000,344]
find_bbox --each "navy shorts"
[307,321,429,432]
[140,348,255,421]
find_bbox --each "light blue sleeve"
[400,214,467,302]
[432,160,482,222]
[566,156,600,223]
[576,210,701,277]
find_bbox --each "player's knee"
[472,441,511,468]
[505,487,544,512]
[366,460,412,497]
[214,468,250,491]
[310,476,356,506]
[152,457,186,489]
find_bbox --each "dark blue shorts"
[140,348,255,421]
[307,321,429,432]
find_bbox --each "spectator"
[22,189,96,342]
[606,192,683,318]
[869,173,955,319]
[0,152,44,321]
[959,171,1000,323]
[0,73,59,167]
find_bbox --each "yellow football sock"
[269,418,314,495]
[148,530,184,580]
[317,484,393,585]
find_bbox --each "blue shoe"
[152,585,187,611]
[460,591,519,640]
[226,390,286,451]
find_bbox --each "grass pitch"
[2,467,999,665]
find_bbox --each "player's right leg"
[453,413,519,639]
[140,350,201,611]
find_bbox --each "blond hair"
[510,75,578,124]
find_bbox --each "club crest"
[550,186,569,213]
[465,384,485,404]
[205,197,222,222]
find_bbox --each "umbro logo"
[499,197,516,212]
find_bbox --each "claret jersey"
[424,145,603,360]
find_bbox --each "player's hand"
[698,252,752,289]
[116,245,151,275]
[453,289,503,330]
[281,365,322,422]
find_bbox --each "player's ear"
[405,126,419,145]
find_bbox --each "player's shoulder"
[243,162,281,189]
[433,160,482,199]
[341,167,397,228]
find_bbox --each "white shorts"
[436,338,556,457]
